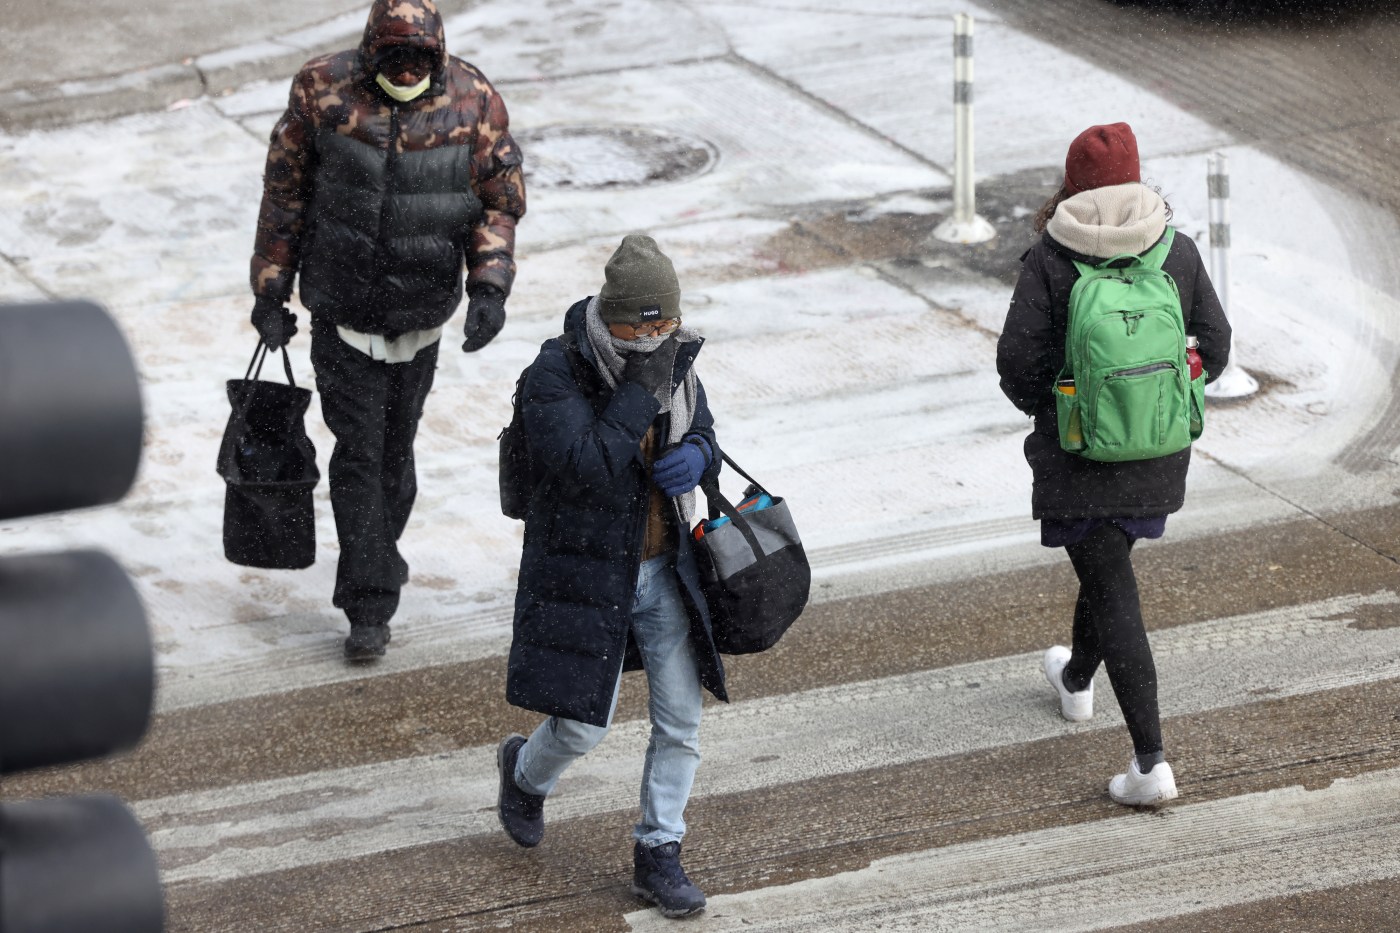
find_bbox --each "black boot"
[631,840,706,918]
[344,622,390,661]
[496,734,545,847]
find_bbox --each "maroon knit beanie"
[1064,122,1140,195]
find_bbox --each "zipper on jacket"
[375,104,401,273]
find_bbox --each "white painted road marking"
[141,590,1399,886]
[626,766,1400,932]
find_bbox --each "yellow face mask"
[376,72,431,103]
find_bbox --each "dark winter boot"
[496,734,545,847]
[631,840,706,918]
[344,622,390,661]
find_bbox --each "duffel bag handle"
[717,451,769,498]
[702,451,772,523]
[698,450,775,563]
[698,479,764,562]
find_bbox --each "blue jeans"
[514,553,704,847]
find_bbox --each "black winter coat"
[506,299,728,727]
[251,0,526,334]
[996,229,1231,520]
[299,132,485,333]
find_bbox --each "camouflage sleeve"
[250,72,317,302]
[467,83,526,296]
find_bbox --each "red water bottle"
[1185,335,1203,381]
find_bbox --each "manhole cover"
[517,126,717,190]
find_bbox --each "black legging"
[1061,523,1163,757]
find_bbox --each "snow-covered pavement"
[2,0,1397,710]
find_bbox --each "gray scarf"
[584,295,701,520]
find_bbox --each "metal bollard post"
[932,13,995,245]
[1204,151,1257,398]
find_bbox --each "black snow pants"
[310,317,438,626]
[1061,523,1163,757]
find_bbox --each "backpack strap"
[1071,226,1176,277]
[556,331,593,391]
[1138,226,1175,271]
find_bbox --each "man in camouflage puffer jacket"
[247,0,527,660]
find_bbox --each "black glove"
[462,284,507,353]
[251,296,297,350]
[621,336,677,396]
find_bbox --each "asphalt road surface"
[6,2,1400,931]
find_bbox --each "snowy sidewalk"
[2,0,1397,712]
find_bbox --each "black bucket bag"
[217,342,320,569]
[693,453,810,654]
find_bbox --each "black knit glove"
[462,284,507,353]
[251,296,297,350]
[621,336,676,396]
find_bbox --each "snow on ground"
[0,0,1396,708]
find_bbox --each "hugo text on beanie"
[598,234,682,325]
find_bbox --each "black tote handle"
[230,341,301,435]
[243,340,298,387]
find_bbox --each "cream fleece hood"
[1046,183,1168,259]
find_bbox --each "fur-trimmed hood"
[1046,183,1167,260]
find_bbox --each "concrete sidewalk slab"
[0,0,736,132]
[440,0,730,83]
[0,0,367,130]
[718,0,1229,173]
[1,0,363,91]
[0,105,264,310]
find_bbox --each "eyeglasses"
[378,48,434,74]
[609,318,681,338]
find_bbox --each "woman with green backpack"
[996,122,1231,807]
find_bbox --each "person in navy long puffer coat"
[496,235,726,919]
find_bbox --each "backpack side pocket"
[1189,370,1206,441]
[1056,381,1086,453]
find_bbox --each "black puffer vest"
[300,122,483,335]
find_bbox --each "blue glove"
[653,436,711,497]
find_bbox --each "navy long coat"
[506,298,728,727]
[996,230,1232,520]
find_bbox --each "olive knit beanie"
[598,234,681,324]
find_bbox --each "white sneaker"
[1042,646,1092,722]
[1109,760,1179,807]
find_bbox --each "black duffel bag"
[693,453,809,654]
[216,342,319,569]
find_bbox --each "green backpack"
[1056,227,1206,462]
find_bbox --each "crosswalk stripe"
[153,483,1287,715]
[624,766,1400,932]
[142,590,1399,887]
[24,510,1388,807]
[161,675,1400,932]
